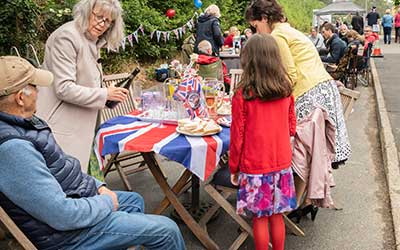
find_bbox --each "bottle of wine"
[105,67,140,109]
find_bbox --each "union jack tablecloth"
[95,115,230,181]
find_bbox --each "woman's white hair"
[73,0,125,50]
[205,4,221,18]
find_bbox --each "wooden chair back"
[0,206,37,250]
[338,87,360,120]
[101,73,136,123]
[229,69,243,97]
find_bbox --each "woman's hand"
[230,173,239,186]
[107,85,129,102]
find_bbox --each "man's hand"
[230,173,239,186]
[98,186,119,211]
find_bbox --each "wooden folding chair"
[338,87,360,121]
[0,206,37,250]
[100,73,147,191]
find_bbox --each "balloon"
[194,0,202,9]
[166,8,176,19]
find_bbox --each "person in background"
[363,25,379,56]
[36,0,129,173]
[351,11,364,35]
[0,56,185,250]
[230,33,297,250]
[335,17,343,30]
[320,23,347,64]
[196,40,231,89]
[308,27,325,51]
[241,28,253,46]
[245,0,351,173]
[366,6,380,33]
[338,24,349,44]
[181,33,196,64]
[395,8,400,43]
[382,9,394,44]
[194,4,224,56]
[223,26,239,47]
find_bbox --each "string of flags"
[120,13,199,50]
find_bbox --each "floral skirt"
[295,80,351,162]
[237,168,297,218]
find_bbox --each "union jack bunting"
[94,116,230,181]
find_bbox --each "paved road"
[104,82,395,250]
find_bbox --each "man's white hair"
[197,40,212,55]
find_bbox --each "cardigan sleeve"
[288,95,297,136]
[229,90,246,174]
[47,32,108,109]
[273,35,298,86]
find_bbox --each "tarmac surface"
[104,76,395,249]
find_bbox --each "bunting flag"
[156,31,161,42]
[133,31,139,43]
[121,37,126,50]
[127,34,133,47]
[121,13,198,47]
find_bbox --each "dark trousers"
[384,27,392,44]
[395,27,400,42]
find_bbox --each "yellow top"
[271,22,332,99]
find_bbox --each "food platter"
[176,126,222,137]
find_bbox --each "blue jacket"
[194,14,224,56]
[0,112,113,250]
[321,34,347,64]
[382,14,393,28]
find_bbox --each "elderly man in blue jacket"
[0,56,185,250]
[320,22,347,64]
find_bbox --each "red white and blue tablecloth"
[95,115,230,181]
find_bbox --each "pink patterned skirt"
[237,167,297,218]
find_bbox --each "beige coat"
[37,21,108,172]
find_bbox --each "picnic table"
[95,115,230,250]
[219,52,240,73]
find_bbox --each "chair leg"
[114,161,133,191]
[228,231,249,250]
[204,185,253,237]
[283,214,305,237]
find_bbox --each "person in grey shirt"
[0,56,185,250]
[308,27,325,51]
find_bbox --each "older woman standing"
[194,4,224,56]
[37,0,129,172]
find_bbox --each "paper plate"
[176,126,222,137]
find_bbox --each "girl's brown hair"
[346,30,365,43]
[245,0,284,26]
[237,33,292,101]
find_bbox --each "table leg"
[154,170,192,215]
[142,152,220,250]
[191,175,200,210]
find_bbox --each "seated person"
[196,40,231,89]
[181,33,196,65]
[363,26,379,56]
[0,56,185,250]
[308,27,326,51]
[338,24,349,45]
[223,26,239,47]
[320,23,347,64]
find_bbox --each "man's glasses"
[92,11,113,27]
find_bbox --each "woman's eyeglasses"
[92,11,113,27]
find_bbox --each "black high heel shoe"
[287,209,303,223]
[301,204,319,221]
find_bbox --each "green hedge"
[1,0,326,72]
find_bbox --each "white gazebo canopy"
[314,0,366,16]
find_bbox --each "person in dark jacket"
[194,4,224,56]
[0,56,185,250]
[351,12,364,35]
[320,23,347,64]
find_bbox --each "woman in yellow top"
[245,0,351,166]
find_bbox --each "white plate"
[176,126,222,137]
[217,110,231,116]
